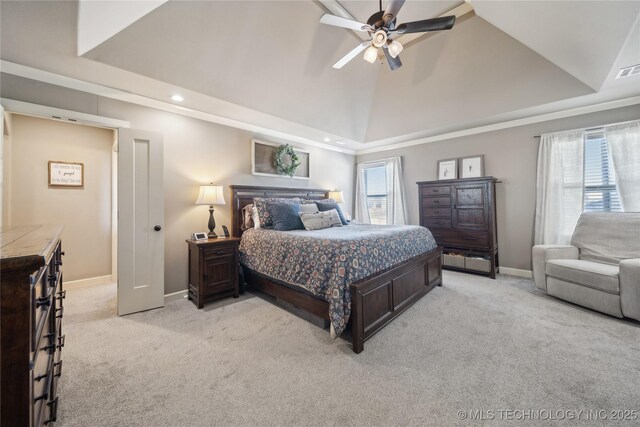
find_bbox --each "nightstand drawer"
[203,246,235,260]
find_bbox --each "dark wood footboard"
[350,246,442,353]
[242,246,443,353]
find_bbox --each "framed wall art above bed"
[251,139,310,180]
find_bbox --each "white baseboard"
[164,289,188,303]
[499,267,533,279]
[65,275,113,287]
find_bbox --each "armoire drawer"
[423,207,451,217]
[434,230,489,248]
[422,197,451,207]
[421,186,451,196]
[424,218,452,229]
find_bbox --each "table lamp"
[327,190,344,203]
[195,184,226,238]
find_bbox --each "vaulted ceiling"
[1,0,639,152]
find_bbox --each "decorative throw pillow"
[300,203,319,214]
[253,197,301,228]
[241,204,255,231]
[252,206,261,229]
[268,201,304,231]
[315,199,348,225]
[300,209,343,231]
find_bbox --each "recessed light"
[171,94,184,102]
[323,137,331,142]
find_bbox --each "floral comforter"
[239,223,437,336]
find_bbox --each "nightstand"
[186,237,241,308]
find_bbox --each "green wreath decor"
[273,144,301,177]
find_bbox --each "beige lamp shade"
[195,185,226,206]
[328,190,344,203]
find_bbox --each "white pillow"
[252,206,261,229]
[299,209,342,231]
[300,203,319,214]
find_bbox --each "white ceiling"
[1,0,639,152]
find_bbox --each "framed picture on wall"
[48,161,84,188]
[460,155,484,178]
[251,139,310,180]
[437,158,457,180]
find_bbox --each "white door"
[117,128,164,315]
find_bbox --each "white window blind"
[363,164,388,224]
[583,132,622,212]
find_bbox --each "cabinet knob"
[154,225,162,231]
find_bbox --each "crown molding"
[355,96,640,155]
[0,60,356,155]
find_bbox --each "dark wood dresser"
[186,237,240,308]
[1,225,65,426]
[417,177,499,278]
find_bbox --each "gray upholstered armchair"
[532,212,640,321]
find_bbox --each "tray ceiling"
[1,0,639,150]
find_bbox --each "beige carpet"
[57,272,640,426]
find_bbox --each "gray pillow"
[300,203,319,214]
[299,209,342,231]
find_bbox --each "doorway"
[2,112,118,310]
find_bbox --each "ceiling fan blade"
[333,41,371,69]
[382,46,402,71]
[383,0,406,25]
[320,14,371,32]
[396,15,456,34]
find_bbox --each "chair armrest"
[532,245,579,291]
[620,259,640,321]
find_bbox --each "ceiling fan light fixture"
[363,45,378,64]
[387,40,403,58]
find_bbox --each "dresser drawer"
[421,186,451,196]
[31,286,53,352]
[432,230,489,248]
[423,207,452,217]
[423,218,452,229]
[422,197,451,207]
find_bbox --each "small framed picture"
[48,161,84,188]
[437,158,458,180]
[460,155,484,178]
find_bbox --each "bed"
[230,185,443,353]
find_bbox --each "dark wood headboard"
[229,185,329,237]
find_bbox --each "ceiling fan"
[320,0,456,71]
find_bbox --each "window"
[583,132,622,212]
[355,157,407,225]
[362,164,388,224]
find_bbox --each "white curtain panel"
[606,120,640,212]
[386,156,408,225]
[534,129,585,245]
[355,162,371,223]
